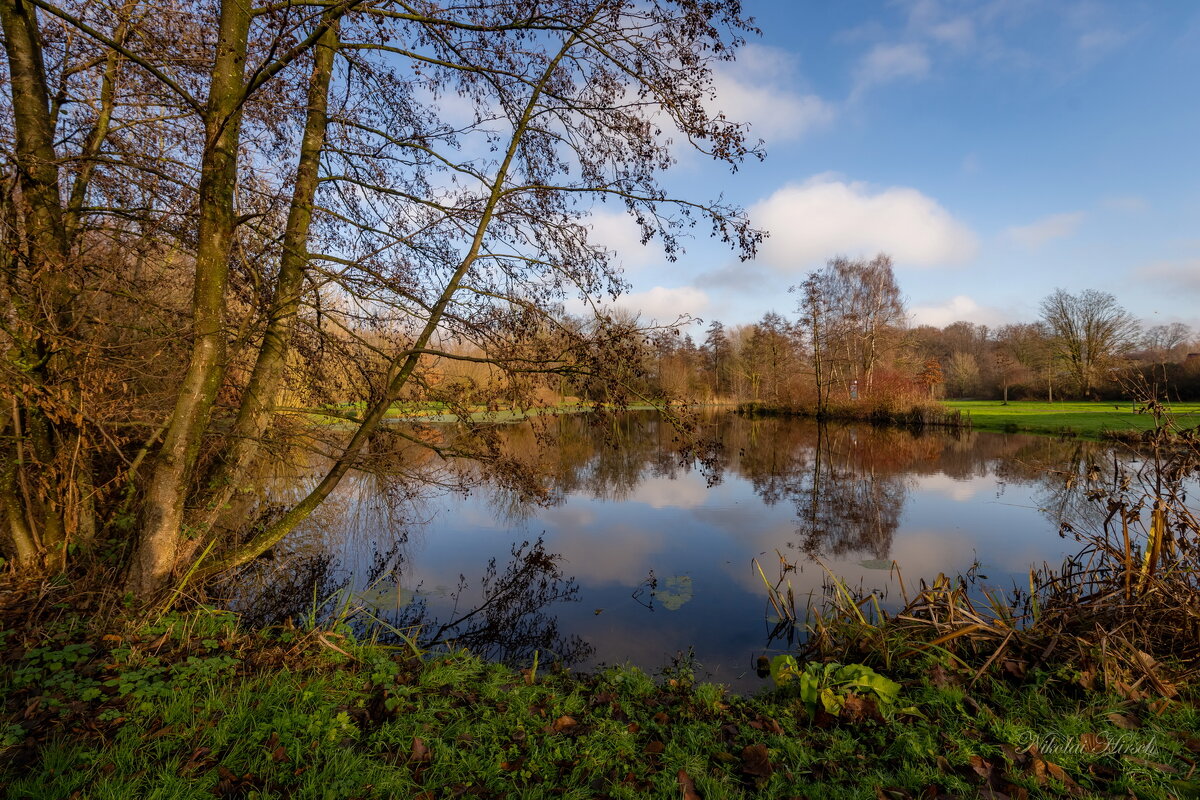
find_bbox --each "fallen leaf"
[551,715,577,733]
[969,755,1003,790]
[1124,757,1178,774]
[1106,712,1141,730]
[1113,680,1145,701]
[1001,660,1027,679]
[410,737,431,763]
[929,663,955,689]
[741,744,773,779]
[1079,733,1107,754]
[841,694,882,723]
[678,769,701,800]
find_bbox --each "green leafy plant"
[769,656,902,717]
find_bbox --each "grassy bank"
[943,400,1200,439]
[738,400,969,431]
[3,609,1197,799]
[305,401,673,426]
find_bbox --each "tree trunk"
[189,17,340,546]
[0,0,78,552]
[129,0,252,597]
[188,29,584,583]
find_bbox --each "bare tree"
[1142,322,1192,365]
[825,254,906,394]
[0,0,763,598]
[793,253,906,408]
[1039,288,1140,398]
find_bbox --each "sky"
[590,0,1200,334]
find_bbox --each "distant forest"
[539,256,1200,409]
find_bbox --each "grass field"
[942,400,1200,438]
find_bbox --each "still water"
[236,412,1114,690]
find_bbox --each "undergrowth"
[2,607,1198,799]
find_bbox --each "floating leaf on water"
[355,584,415,609]
[858,559,894,570]
[652,575,693,611]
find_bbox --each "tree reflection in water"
[226,411,1119,680]
[378,538,593,666]
[230,537,592,667]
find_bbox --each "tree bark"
[0,0,78,551]
[190,17,340,545]
[128,0,252,597]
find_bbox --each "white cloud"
[1004,211,1085,248]
[1101,194,1148,213]
[709,44,835,142]
[910,295,1008,328]
[750,175,978,270]
[628,475,710,510]
[855,43,931,91]
[711,74,835,142]
[929,18,975,48]
[587,209,663,271]
[1077,28,1129,54]
[610,286,710,324]
[915,473,984,502]
[1134,259,1200,295]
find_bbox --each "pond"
[231,411,1121,691]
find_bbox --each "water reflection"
[234,412,1124,690]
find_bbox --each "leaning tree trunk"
[187,18,340,551]
[188,30,584,583]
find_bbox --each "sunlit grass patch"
[942,400,1200,438]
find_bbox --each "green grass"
[942,400,1200,438]
[4,612,1197,799]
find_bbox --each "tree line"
[614,260,1199,410]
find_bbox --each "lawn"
[942,400,1200,439]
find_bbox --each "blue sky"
[595,0,1200,333]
